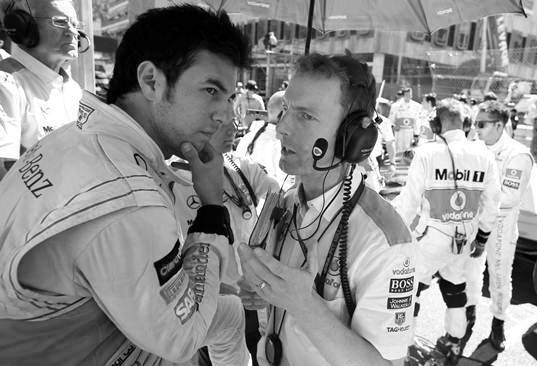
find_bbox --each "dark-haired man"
[0,0,82,180]
[0,5,250,365]
[238,53,416,366]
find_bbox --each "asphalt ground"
[380,159,537,365]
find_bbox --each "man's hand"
[181,142,223,205]
[470,240,486,258]
[237,243,318,316]
[237,278,268,310]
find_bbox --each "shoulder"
[356,187,412,246]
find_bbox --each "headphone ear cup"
[4,9,39,48]
[335,111,378,163]
[429,116,442,135]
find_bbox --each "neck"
[115,94,168,156]
[26,49,68,74]
[300,165,348,201]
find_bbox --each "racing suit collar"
[81,92,189,186]
[441,129,466,142]
[11,44,70,84]
[488,131,509,155]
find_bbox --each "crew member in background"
[171,113,279,366]
[236,90,294,190]
[460,101,534,355]
[389,87,422,159]
[239,53,416,366]
[0,0,82,180]
[235,79,265,129]
[392,98,500,365]
[418,93,436,141]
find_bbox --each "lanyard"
[223,168,252,220]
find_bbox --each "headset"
[311,56,380,171]
[3,0,90,52]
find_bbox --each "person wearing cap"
[238,53,416,366]
[0,0,82,180]
[388,87,422,159]
[236,79,266,129]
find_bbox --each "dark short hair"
[424,93,436,107]
[478,101,509,125]
[293,53,376,117]
[107,5,250,103]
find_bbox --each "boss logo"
[389,276,414,294]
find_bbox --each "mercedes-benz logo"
[186,195,201,209]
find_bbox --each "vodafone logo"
[450,191,466,211]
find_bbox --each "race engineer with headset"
[0,5,251,365]
[238,53,417,366]
[392,98,500,365]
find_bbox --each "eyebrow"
[205,78,229,95]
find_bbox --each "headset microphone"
[312,138,342,171]
[78,30,91,53]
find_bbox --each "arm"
[74,205,236,362]
[477,153,501,233]
[391,149,426,226]
[0,72,24,162]
[238,243,403,366]
[498,153,534,210]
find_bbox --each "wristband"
[475,228,490,245]
[188,205,234,244]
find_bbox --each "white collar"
[12,44,70,84]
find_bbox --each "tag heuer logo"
[395,312,406,325]
[77,102,95,129]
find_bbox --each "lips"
[281,145,295,155]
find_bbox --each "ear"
[137,61,167,102]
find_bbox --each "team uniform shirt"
[171,153,280,285]
[0,45,81,160]
[465,132,534,319]
[389,99,422,153]
[391,130,500,338]
[257,173,417,365]
[0,92,247,366]
[235,122,294,190]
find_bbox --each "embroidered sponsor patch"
[506,168,523,180]
[174,287,198,324]
[387,295,413,310]
[159,270,189,305]
[395,311,406,325]
[389,276,414,294]
[77,102,95,129]
[503,179,520,189]
[154,240,183,286]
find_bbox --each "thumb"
[306,243,320,278]
[181,142,201,166]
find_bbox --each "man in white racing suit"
[388,87,421,157]
[392,98,500,364]
[239,54,417,366]
[0,6,251,365]
[461,101,535,352]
